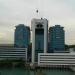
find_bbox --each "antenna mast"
[36,9,40,18]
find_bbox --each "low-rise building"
[38,53,75,67]
[0,48,27,61]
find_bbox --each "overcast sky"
[0,0,75,45]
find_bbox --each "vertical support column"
[26,48,27,62]
[31,19,35,64]
[44,19,48,53]
[32,29,35,64]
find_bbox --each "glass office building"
[14,24,30,48]
[49,25,65,52]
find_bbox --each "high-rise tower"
[14,24,30,48]
[31,18,48,63]
[49,25,65,52]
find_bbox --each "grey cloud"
[0,0,75,44]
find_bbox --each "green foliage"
[65,44,75,49]
[0,59,26,68]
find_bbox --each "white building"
[31,18,48,64]
[38,53,75,66]
[0,48,27,61]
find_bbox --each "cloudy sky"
[0,0,75,45]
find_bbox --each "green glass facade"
[14,24,30,48]
[49,25,65,52]
[35,29,44,62]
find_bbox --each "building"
[38,53,75,67]
[0,48,27,61]
[49,25,65,53]
[31,18,48,63]
[14,24,30,48]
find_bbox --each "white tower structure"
[31,18,48,64]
